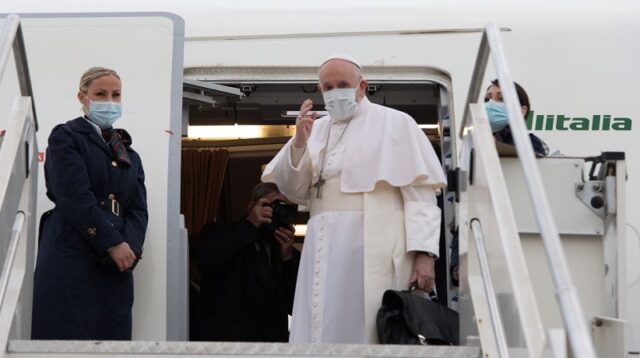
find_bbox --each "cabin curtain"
[181,148,229,235]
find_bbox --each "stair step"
[8,340,482,357]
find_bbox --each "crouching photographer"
[194,182,300,342]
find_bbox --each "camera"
[262,199,297,232]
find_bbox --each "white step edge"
[8,340,481,357]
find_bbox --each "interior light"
[283,111,328,118]
[187,125,297,139]
[418,124,439,129]
[294,224,307,237]
[188,125,265,139]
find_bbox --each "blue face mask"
[484,99,509,133]
[87,101,122,129]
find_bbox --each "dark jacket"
[32,117,148,340]
[194,219,300,342]
[494,125,549,157]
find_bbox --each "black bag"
[376,289,459,345]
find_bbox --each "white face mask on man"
[322,87,359,121]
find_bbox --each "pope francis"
[262,54,446,344]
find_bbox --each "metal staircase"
[456,23,598,357]
[0,13,39,357]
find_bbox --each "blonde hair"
[79,67,120,93]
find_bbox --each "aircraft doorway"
[180,77,455,341]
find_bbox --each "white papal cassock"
[262,97,446,344]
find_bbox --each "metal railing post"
[0,15,20,80]
[470,219,509,358]
[459,32,489,139]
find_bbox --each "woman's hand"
[293,99,317,149]
[108,242,137,272]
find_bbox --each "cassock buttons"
[111,161,118,167]
[87,227,97,238]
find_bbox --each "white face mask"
[322,87,358,121]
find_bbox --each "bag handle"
[408,282,438,302]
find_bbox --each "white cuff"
[404,201,441,255]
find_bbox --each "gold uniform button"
[111,161,118,167]
[108,193,115,200]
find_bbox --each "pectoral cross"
[313,176,326,199]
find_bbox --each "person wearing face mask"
[262,54,446,344]
[31,67,148,340]
[485,79,549,157]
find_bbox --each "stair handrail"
[461,23,596,357]
[0,212,25,310]
[0,14,38,130]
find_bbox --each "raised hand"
[294,99,317,148]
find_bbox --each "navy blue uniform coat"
[32,117,148,340]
